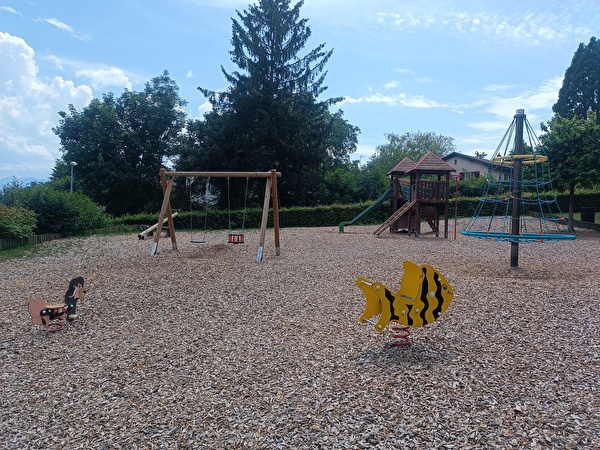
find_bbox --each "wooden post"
[160,170,177,250]
[151,170,175,256]
[271,169,281,256]
[257,177,272,263]
[444,173,450,238]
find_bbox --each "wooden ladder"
[373,200,416,237]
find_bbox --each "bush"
[456,177,487,198]
[0,204,37,238]
[1,183,112,234]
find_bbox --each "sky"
[1,0,599,181]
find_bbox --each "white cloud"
[0,6,21,15]
[383,81,399,89]
[196,100,212,118]
[0,32,93,179]
[186,70,194,78]
[462,76,563,154]
[75,67,133,90]
[373,6,593,45]
[414,77,438,84]
[42,18,90,41]
[341,92,448,108]
[483,84,516,92]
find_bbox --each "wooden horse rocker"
[356,261,454,346]
[27,277,85,332]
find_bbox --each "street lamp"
[70,161,77,193]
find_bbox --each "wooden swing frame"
[150,168,281,263]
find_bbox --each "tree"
[365,131,456,192]
[553,37,600,124]
[190,0,354,207]
[374,131,455,169]
[53,71,186,216]
[540,111,600,222]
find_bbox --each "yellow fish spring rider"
[356,261,454,346]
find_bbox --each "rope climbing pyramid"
[462,109,575,249]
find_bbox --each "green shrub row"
[117,192,600,232]
[1,183,111,236]
[3,186,599,240]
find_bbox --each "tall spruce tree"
[553,37,600,123]
[194,0,349,207]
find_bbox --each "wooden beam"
[163,171,281,179]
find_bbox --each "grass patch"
[0,239,81,262]
[571,212,599,223]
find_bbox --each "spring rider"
[356,261,454,346]
[27,277,85,332]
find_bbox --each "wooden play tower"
[374,152,455,238]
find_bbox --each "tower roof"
[408,152,456,174]
[387,157,416,175]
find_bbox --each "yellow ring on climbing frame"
[491,154,548,165]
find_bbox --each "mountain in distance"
[0,176,47,188]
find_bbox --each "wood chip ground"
[1,221,599,449]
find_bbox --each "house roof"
[387,157,416,175]
[442,151,491,167]
[407,151,456,174]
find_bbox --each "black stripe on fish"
[419,267,430,324]
[406,304,413,326]
[384,287,400,322]
[432,272,444,319]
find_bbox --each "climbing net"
[462,114,575,243]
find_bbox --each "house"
[442,151,503,180]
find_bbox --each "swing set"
[151,169,281,263]
[188,176,250,244]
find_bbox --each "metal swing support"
[151,169,282,263]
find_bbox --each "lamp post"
[70,161,77,193]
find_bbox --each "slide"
[339,188,394,233]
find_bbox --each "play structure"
[356,261,454,346]
[339,152,455,237]
[462,109,575,267]
[150,169,281,263]
[27,277,85,332]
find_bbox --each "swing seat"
[190,239,206,244]
[228,232,245,244]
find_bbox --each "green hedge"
[118,202,395,230]
[117,191,600,231]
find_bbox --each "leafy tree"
[189,0,354,207]
[365,131,456,194]
[540,111,600,222]
[375,131,455,167]
[53,71,186,216]
[553,37,600,123]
